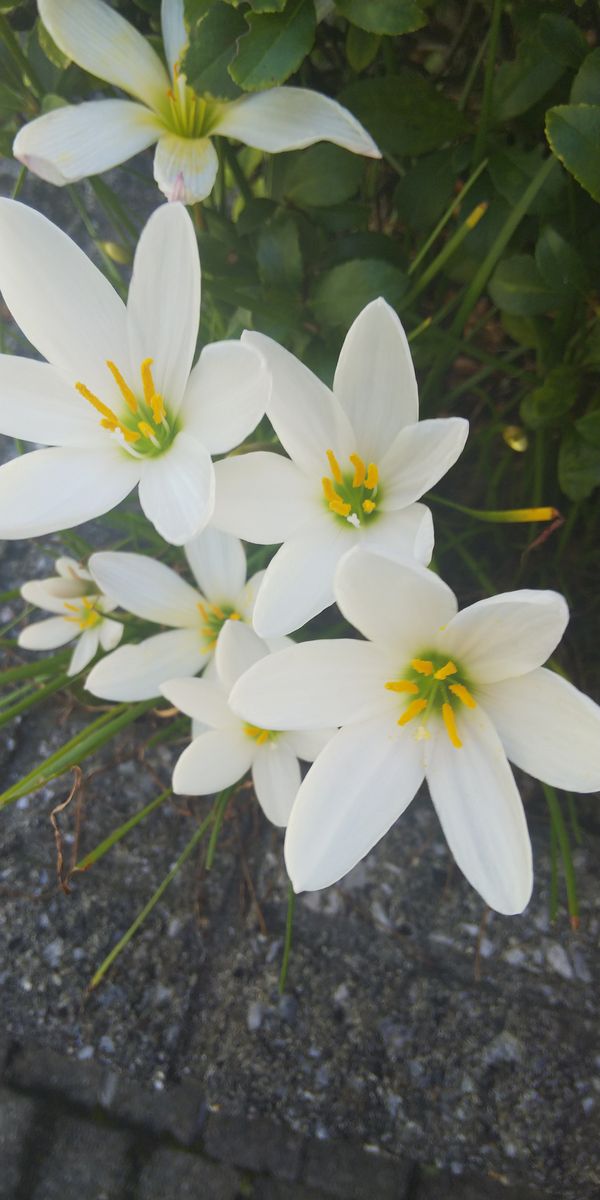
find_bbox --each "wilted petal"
[215,88,380,157]
[14,101,162,186]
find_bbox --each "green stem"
[220,139,253,205]
[0,671,73,729]
[66,186,127,296]
[471,0,503,165]
[407,156,489,278]
[543,784,579,928]
[0,650,71,684]
[0,14,44,98]
[278,882,296,994]
[429,494,556,524]
[205,785,234,869]
[74,788,172,872]
[405,200,489,304]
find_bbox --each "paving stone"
[303,1140,414,1200]
[29,1113,131,1200]
[137,1147,242,1200]
[204,1112,303,1181]
[0,1086,37,1200]
[7,1043,105,1110]
[103,1073,206,1145]
[414,1171,549,1200]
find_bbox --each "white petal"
[285,715,424,892]
[18,616,74,650]
[56,557,89,580]
[440,591,569,683]
[138,431,215,546]
[21,578,88,613]
[215,88,380,157]
[85,629,206,700]
[426,706,533,915]
[160,676,235,728]
[68,628,100,675]
[242,331,354,475]
[334,549,458,658]
[284,728,336,762]
[185,527,246,603]
[230,639,391,731]
[252,514,353,638]
[212,451,314,543]
[171,728,254,795]
[0,447,138,540]
[0,200,130,400]
[127,203,200,413]
[252,743,301,827]
[359,502,434,567]
[215,620,270,691]
[379,418,469,510]
[333,299,418,459]
[98,618,123,652]
[181,341,267,453]
[235,569,265,621]
[480,668,600,793]
[39,0,170,110]
[14,101,162,186]
[88,551,201,627]
[161,0,187,76]
[0,357,99,446]
[153,134,219,204]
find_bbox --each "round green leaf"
[340,72,468,158]
[546,104,600,204]
[229,0,316,92]
[571,48,600,106]
[279,143,364,207]
[312,258,407,328]
[488,255,562,316]
[335,0,426,36]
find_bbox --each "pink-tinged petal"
[252,743,301,827]
[161,676,235,729]
[85,629,207,701]
[285,714,424,892]
[440,591,569,683]
[171,727,254,795]
[0,446,138,540]
[89,551,201,627]
[153,134,219,204]
[214,88,380,157]
[426,705,533,916]
[181,341,267,453]
[14,101,162,186]
[212,451,315,544]
[138,431,215,545]
[334,298,418,458]
[479,668,600,793]
[359,502,434,567]
[252,514,353,638]
[379,418,469,510]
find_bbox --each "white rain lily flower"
[85,528,266,701]
[162,620,334,827]
[230,549,600,914]
[0,200,266,545]
[19,555,122,675]
[14,0,380,204]
[212,298,469,637]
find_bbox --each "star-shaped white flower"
[230,549,600,914]
[14,0,380,204]
[211,298,469,637]
[85,529,265,701]
[162,620,333,827]
[0,199,266,544]
[19,555,122,676]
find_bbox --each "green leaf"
[492,29,565,121]
[257,212,303,288]
[312,258,407,328]
[345,24,380,73]
[538,14,587,70]
[488,254,562,316]
[546,104,600,204]
[571,48,600,106]
[229,0,316,91]
[246,0,288,9]
[183,2,245,100]
[278,143,364,206]
[535,226,587,294]
[35,16,70,69]
[335,0,426,36]
[395,148,455,231]
[520,365,580,430]
[0,80,23,114]
[558,430,600,500]
[184,0,216,20]
[575,407,600,449]
[340,72,468,158]
[488,145,566,218]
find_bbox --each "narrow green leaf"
[229,0,316,91]
[335,0,426,36]
[546,103,600,203]
[75,788,172,872]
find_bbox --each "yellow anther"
[138,420,156,440]
[362,499,376,514]
[151,393,166,424]
[212,604,226,620]
[141,358,157,407]
[365,463,378,490]
[75,381,119,424]
[197,601,208,621]
[326,449,343,485]
[434,660,457,680]
[329,497,352,518]
[244,723,271,745]
[63,602,79,614]
[442,702,462,749]
[385,679,419,694]
[106,360,138,413]
[398,698,428,726]
[350,453,366,488]
[465,201,488,230]
[411,658,434,676]
[322,477,337,503]
[256,730,269,746]
[229,612,241,621]
[449,683,476,709]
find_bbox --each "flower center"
[63,596,102,631]
[385,652,477,750]
[165,63,220,138]
[243,723,278,746]
[75,358,176,458]
[197,601,241,649]
[322,449,380,528]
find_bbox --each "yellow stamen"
[350,453,366,488]
[449,683,476,709]
[151,392,166,424]
[197,601,208,621]
[63,602,79,613]
[385,679,419,694]
[411,658,433,676]
[256,730,269,746]
[434,660,457,680]
[141,358,156,408]
[229,612,241,621]
[212,604,226,620]
[326,449,343,485]
[398,698,428,726]
[442,702,462,748]
[138,420,156,440]
[329,497,352,518]
[362,499,376,514]
[322,477,337,503]
[365,463,378,490]
[106,360,138,413]
[75,381,119,425]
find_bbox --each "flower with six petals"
[19,556,122,676]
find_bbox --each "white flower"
[211,298,469,637]
[162,620,333,826]
[18,555,122,675]
[0,199,266,545]
[85,529,266,701]
[230,549,600,914]
[13,0,380,205]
